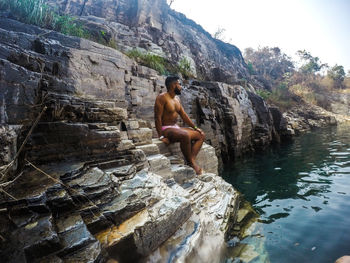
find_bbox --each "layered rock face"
[180,82,278,162]
[46,0,250,83]
[281,104,337,136]
[0,1,340,262]
[0,12,281,167]
[0,16,241,262]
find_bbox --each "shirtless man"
[154,76,205,175]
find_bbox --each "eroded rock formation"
[0,1,340,262]
[46,0,250,83]
[0,15,240,262]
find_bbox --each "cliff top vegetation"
[245,46,350,110]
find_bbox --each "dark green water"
[223,124,350,263]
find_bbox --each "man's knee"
[200,131,206,141]
[196,130,205,141]
[179,131,191,142]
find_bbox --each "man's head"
[165,76,181,95]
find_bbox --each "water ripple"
[223,124,350,263]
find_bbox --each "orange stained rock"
[95,209,149,247]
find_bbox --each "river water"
[223,124,350,263]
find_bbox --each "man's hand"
[195,128,204,136]
[161,137,170,145]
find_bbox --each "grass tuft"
[0,0,89,38]
[178,57,194,79]
[126,49,196,77]
[126,49,168,75]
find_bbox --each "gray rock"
[171,164,196,185]
[136,143,160,156]
[134,195,192,255]
[13,216,60,261]
[128,128,153,145]
[0,125,22,176]
[147,154,172,178]
[46,0,249,83]
[60,240,103,263]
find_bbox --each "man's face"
[174,80,182,95]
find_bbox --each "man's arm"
[154,95,164,138]
[179,104,196,129]
[178,100,204,135]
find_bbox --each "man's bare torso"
[159,93,181,126]
[154,78,205,175]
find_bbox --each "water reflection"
[223,124,350,263]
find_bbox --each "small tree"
[297,50,327,75]
[167,0,175,7]
[212,27,226,41]
[244,46,294,81]
[327,64,345,88]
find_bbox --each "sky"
[172,0,350,72]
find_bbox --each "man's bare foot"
[189,161,202,175]
[161,137,170,145]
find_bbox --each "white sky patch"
[172,0,350,71]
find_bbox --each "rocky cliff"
[0,14,241,263]
[0,5,287,166]
[315,89,350,117]
[46,0,250,83]
[0,0,341,262]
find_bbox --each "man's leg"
[182,128,205,159]
[163,128,205,174]
[162,128,192,161]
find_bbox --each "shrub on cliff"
[0,0,88,38]
[244,47,294,84]
[297,50,328,75]
[126,49,195,78]
[178,57,194,79]
[256,89,270,100]
[289,84,317,105]
[126,49,167,75]
[327,64,346,89]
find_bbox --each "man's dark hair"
[165,76,179,90]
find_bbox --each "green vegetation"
[126,49,195,77]
[289,84,317,105]
[327,64,345,88]
[247,62,255,75]
[0,0,196,77]
[256,83,296,110]
[297,49,327,74]
[178,57,194,79]
[0,0,126,51]
[256,89,271,100]
[0,0,89,38]
[245,46,350,111]
[245,47,294,82]
[267,90,296,110]
[126,49,167,75]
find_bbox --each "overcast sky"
[172,0,350,72]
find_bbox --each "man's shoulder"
[156,92,168,103]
